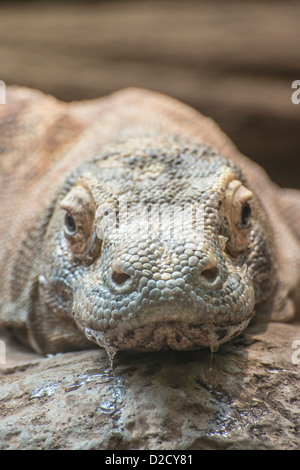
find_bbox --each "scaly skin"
[0,87,299,359]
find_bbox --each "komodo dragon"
[0,87,299,361]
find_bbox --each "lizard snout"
[108,261,134,294]
[105,240,224,300]
[111,270,132,287]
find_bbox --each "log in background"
[0,0,299,188]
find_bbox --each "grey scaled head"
[40,137,277,357]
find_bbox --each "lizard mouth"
[83,315,253,361]
[72,271,255,358]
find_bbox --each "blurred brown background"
[0,0,299,188]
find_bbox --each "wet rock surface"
[0,321,299,450]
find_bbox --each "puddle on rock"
[29,366,126,434]
[65,367,125,420]
[30,382,61,399]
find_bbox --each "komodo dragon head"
[37,137,276,360]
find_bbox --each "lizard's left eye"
[223,179,253,254]
[241,202,251,227]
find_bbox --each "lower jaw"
[82,314,254,361]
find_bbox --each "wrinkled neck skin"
[37,138,277,360]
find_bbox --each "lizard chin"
[83,315,254,361]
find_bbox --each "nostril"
[112,271,131,285]
[201,266,218,282]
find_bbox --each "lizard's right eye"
[64,213,77,235]
[60,184,100,264]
